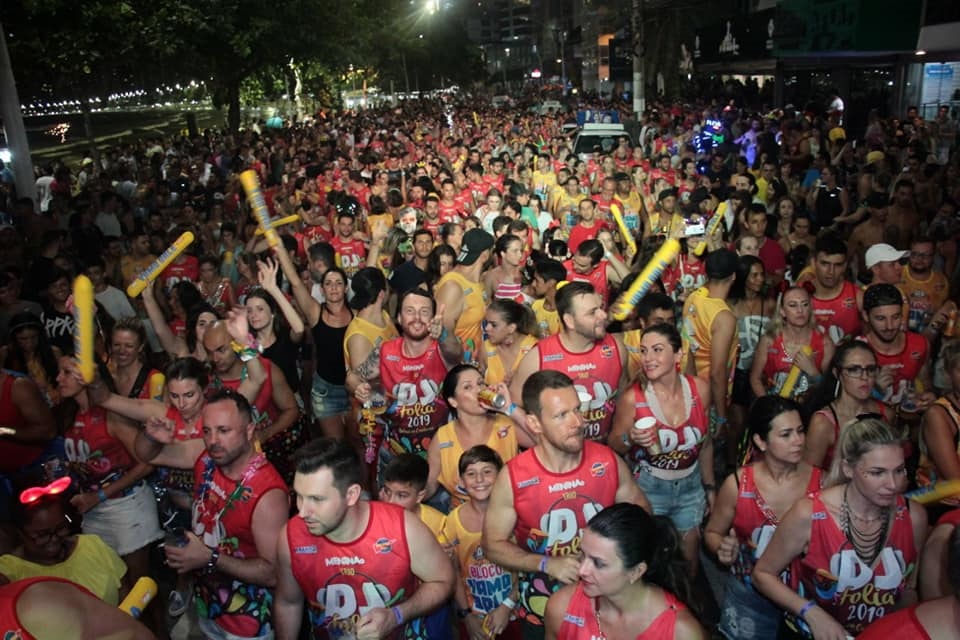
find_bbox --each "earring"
[834,378,840,398]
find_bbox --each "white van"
[572,123,632,159]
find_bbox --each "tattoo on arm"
[353,347,380,381]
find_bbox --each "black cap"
[8,311,42,336]
[658,187,679,202]
[613,172,631,182]
[457,229,495,265]
[705,248,739,280]
[689,187,711,207]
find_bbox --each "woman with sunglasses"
[0,481,128,606]
[749,282,833,400]
[754,417,927,638]
[704,396,821,639]
[803,340,886,470]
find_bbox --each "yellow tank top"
[484,334,538,386]
[435,415,518,507]
[681,286,739,381]
[343,310,398,369]
[441,505,515,615]
[623,329,643,382]
[532,299,560,338]
[437,270,487,359]
[418,503,448,543]
[902,266,949,312]
[917,396,960,506]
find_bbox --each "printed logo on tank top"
[814,546,906,629]
[465,545,512,614]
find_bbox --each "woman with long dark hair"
[545,503,705,639]
[482,299,538,387]
[246,257,305,396]
[141,281,218,361]
[704,395,821,639]
[4,312,61,404]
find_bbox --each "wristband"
[97,489,108,503]
[206,547,220,573]
[392,605,404,626]
[539,556,548,574]
[507,402,518,417]
[703,483,716,492]
[714,415,728,425]
[501,597,517,610]
[871,388,885,401]
[798,600,817,621]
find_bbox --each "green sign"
[774,0,920,55]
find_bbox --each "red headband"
[19,477,72,505]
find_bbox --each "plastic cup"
[634,416,661,455]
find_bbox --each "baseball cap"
[864,243,909,269]
[866,150,885,165]
[658,187,678,202]
[705,248,738,280]
[689,187,711,208]
[457,229,494,265]
[828,127,846,142]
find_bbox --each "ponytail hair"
[586,503,696,614]
[825,417,901,488]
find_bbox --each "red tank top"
[863,332,928,405]
[331,236,367,278]
[538,334,622,443]
[629,375,708,471]
[63,405,134,488]
[798,492,916,636]
[215,356,278,428]
[286,501,416,640]
[557,583,684,640]
[379,337,450,456]
[0,577,94,640]
[508,441,620,627]
[761,330,826,396]
[661,254,707,300]
[0,374,43,473]
[191,452,286,637]
[816,404,888,471]
[731,465,822,582]
[563,259,610,304]
[160,256,200,293]
[812,280,861,343]
[166,405,204,442]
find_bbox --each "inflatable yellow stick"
[118,576,158,618]
[125,231,195,298]
[611,239,681,321]
[778,346,813,398]
[240,170,280,248]
[254,213,301,236]
[907,479,960,505]
[693,209,726,257]
[72,275,95,383]
[609,203,637,257]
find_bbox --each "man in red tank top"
[811,234,863,344]
[485,370,650,640]
[132,389,289,639]
[562,239,630,307]
[510,281,628,444]
[273,438,455,640]
[859,284,934,410]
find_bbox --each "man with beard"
[356,288,461,486]
[273,438,455,640]
[644,187,686,243]
[484,370,649,640]
[887,180,921,248]
[811,233,862,344]
[437,228,494,365]
[133,389,288,640]
[859,284,934,413]
[562,239,629,307]
[510,281,627,444]
[901,235,952,334]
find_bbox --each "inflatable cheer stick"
[118,576,158,618]
[611,239,681,321]
[126,231,195,298]
[148,372,166,401]
[778,346,813,398]
[72,275,96,383]
[693,209,725,257]
[254,213,301,236]
[906,479,960,505]
[240,170,280,248]
[609,203,637,257]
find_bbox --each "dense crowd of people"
[0,93,959,639]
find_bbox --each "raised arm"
[257,257,305,342]
[5,376,56,443]
[272,241,321,328]
[142,281,189,357]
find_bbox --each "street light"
[503,47,510,86]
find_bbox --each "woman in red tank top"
[544,503,706,640]
[750,284,834,400]
[107,319,163,401]
[803,341,886,470]
[704,395,822,639]
[753,418,928,638]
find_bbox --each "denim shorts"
[718,573,783,639]
[635,465,706,533]
[310,373,349,419]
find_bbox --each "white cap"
[865,243,909,269]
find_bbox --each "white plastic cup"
[634,416,661,455]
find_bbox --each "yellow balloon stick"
[126,231,195,298]
[694,209,726,257]
[254,213,301,236]
[148,372,166,401]
[907,479,960,505]
[609,203,637,256]
[72,275,96,384]
[118,576,158,618]
[611,239,681,321]
[240,170,280,248]
[778,345,813,398]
